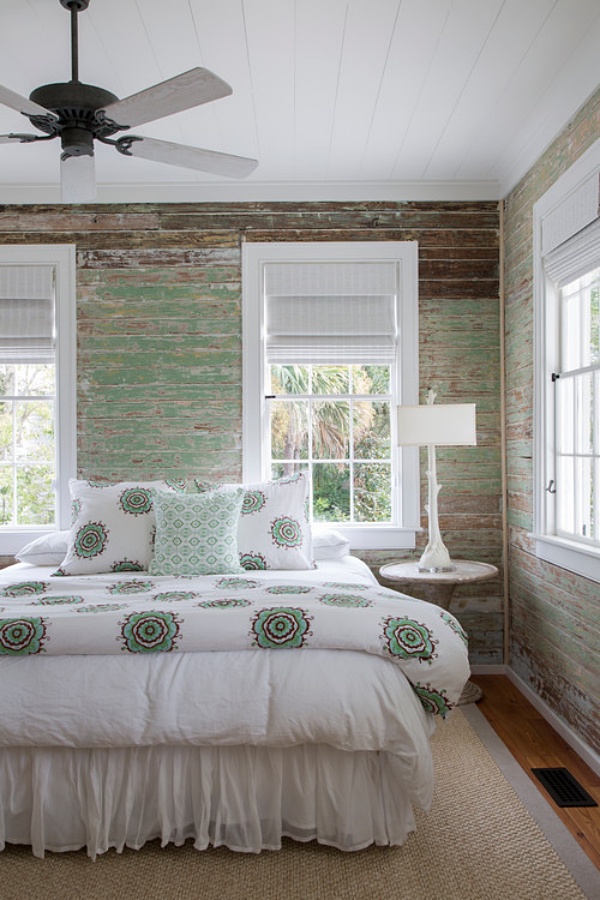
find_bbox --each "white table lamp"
[397,389,476,572]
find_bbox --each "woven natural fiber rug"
[0,710,595,900]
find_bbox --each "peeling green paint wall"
[503,88,600,752]
[0,201,503,664]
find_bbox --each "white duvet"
[0,558,466,757]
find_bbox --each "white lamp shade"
[397,403,477,446]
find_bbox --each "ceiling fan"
[0,0,258,202]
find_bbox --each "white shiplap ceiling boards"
[0,0,598,204]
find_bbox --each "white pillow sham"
[55,479,184,575]
[312,526,351,560]
[193,473,314,570]
[15,531,69,566]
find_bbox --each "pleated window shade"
[544,217,600,287]
[264,261,398,364]
[0,266,55,364]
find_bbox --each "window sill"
[532,533,600,583]
[326,525,417,551]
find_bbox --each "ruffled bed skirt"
[0,743,429,858]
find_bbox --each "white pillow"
[194,473,314,570]
[15,531,69,566]
[312,526,351,560]
[55,479,184,575]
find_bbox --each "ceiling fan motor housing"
[28,82,122,157]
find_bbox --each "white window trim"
[533,138,600,582]
[242,240,419,550]
[0,244,76,555]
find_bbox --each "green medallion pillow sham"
[192,473,314,571]
[149,488,245,576]
[54,479,184,576]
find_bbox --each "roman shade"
[0,265,55,363]
[543,217,600,287]
[264,261,398,364]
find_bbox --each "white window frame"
[0,245,76,555]
[242,240,419,550]
[533,138,600,582]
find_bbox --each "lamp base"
[418,563,456,574]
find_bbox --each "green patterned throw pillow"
[149,488,245,576]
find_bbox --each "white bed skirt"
[0,743,426,859]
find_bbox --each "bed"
[0,476,470,859]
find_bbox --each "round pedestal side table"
[378,560,499,705]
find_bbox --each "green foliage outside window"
[0,364,55,526]
[270,364,392,524]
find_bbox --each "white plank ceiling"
[0,0,598,203]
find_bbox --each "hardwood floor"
[471,674,600,871]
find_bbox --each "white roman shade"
[544,217,600,286]
[542,171,600,286]
[0,265,55,363]
[264,261,398,363]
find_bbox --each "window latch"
[545,479,556,494]
[551,372,561,382]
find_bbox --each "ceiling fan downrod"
[60,0,91,83]
[28,0,120,159]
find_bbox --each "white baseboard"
[470,664,600,777]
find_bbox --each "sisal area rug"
[0,709,596,900]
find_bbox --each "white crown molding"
[0,178,501,206]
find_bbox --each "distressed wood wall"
[0,201,503,664]
[503,87,600,752]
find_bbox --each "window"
[0,246,76,555]
[242,241,419,549]
[533,138,600,581]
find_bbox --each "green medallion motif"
[0,581,47,598]
[413,684,451,717]
[198,598,251,609]
[441,611,468,645]
[36,595,84,605]
[382,616,438,662]
[240,553,267,570]
[266,585,312,595]
[319,593,372,608]
[0,617,47,655]
[74,522,109,559]
[217,577,260,589]
[119,487,153,516]
[109,580,153,595]
[120,610,181,653]
[270,517,302,549]
[323,582,368,591]
[242,490,266,515]
[153,591,197,603]
[251,607,312,649]
[77,603,127,614]
[112,560,145,573]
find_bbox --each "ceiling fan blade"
[61,154,96,203]
[99,68,232,129]
[122,136,258,179]
[0,134,33,144]
[0,85,57,121]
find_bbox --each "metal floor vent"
[531,767,598,808]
